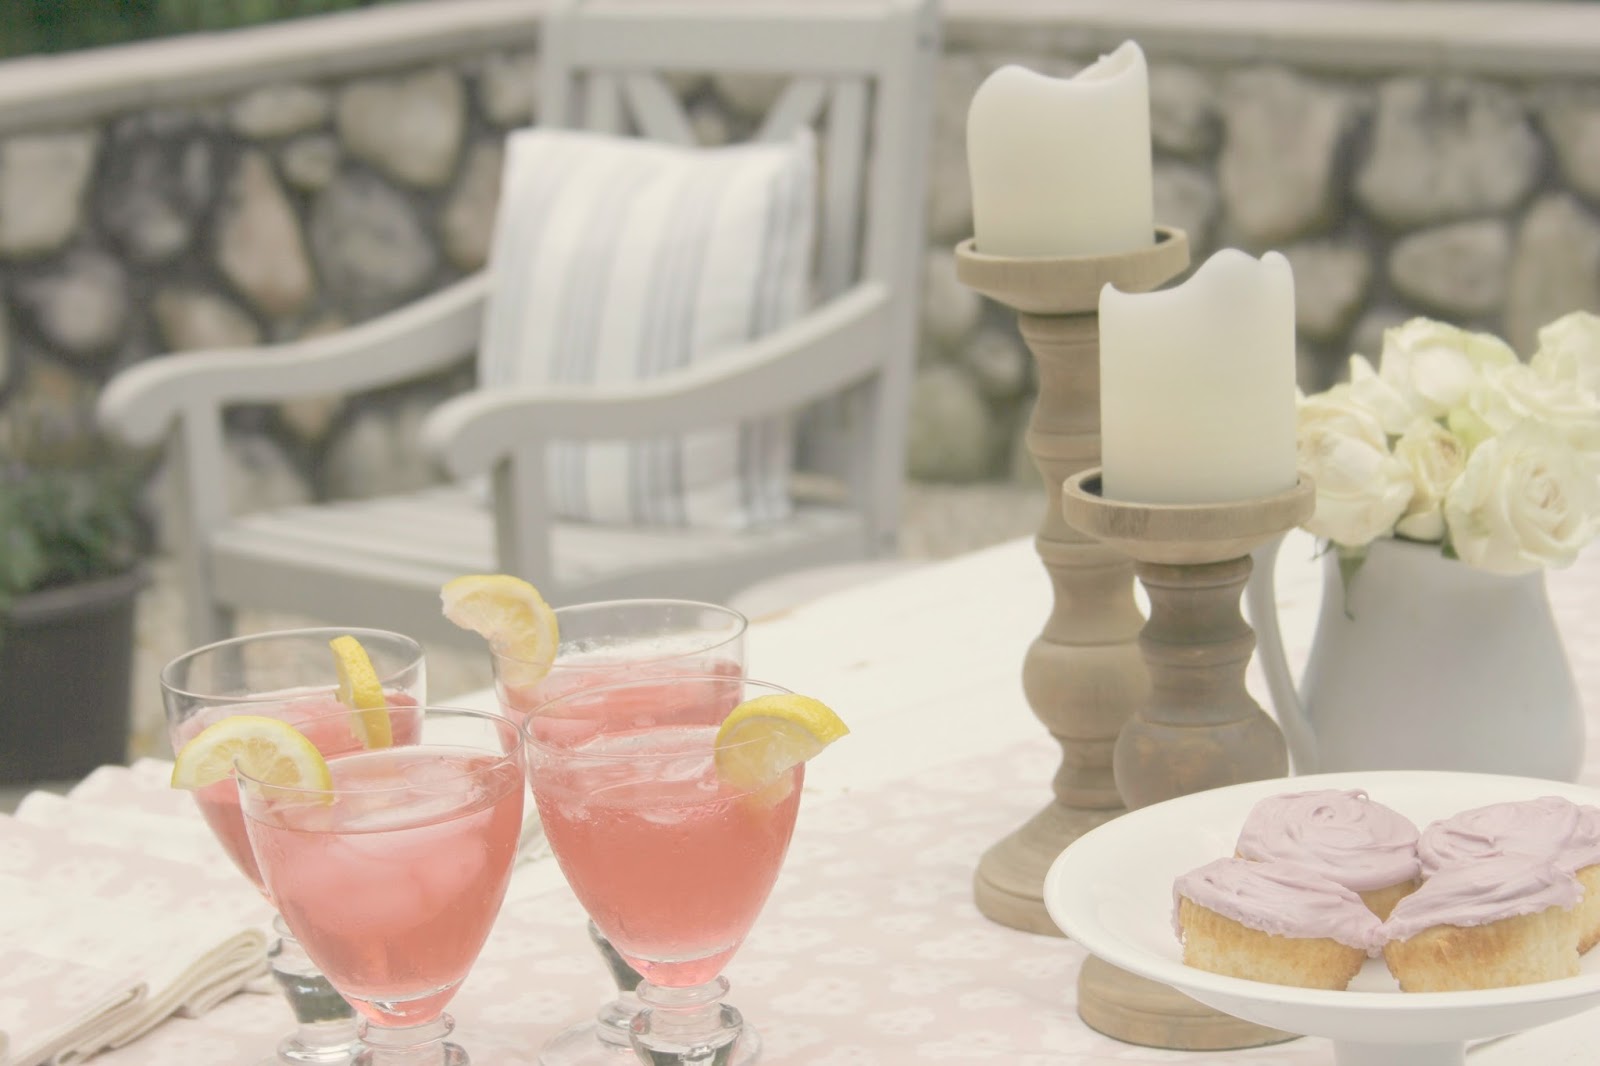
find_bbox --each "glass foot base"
[353,1042,467,1066]
[541,1020,761,1066]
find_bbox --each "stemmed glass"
[490,600,748,1066]
[238,704,525,1066]
[161,627,426,1066]
[525,675,805,1066]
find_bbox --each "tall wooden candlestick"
[1061,468,1314,1051]
[953,227,1188,935]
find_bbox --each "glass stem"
[588,920,643,1047]
[269,913,360,1065]
[354,1014,466,1066]
[630,978,744,1066]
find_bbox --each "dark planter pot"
[0,566,147,784]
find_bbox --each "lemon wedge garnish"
[170,715,332,795]
[713,694,848,791]
[440,574,559,687]
[329,635,391,749]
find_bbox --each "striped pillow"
[479,127,816,529]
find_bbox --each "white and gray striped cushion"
[479,127,816,529]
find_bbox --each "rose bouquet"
[1297,312,1600,575]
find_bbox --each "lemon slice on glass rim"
[440,574,559,687]
[170,715,332,795]
[328,634,392,748]
[713,693,849,793]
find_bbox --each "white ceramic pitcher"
[1247,533,1585,782]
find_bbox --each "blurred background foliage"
[0,0,417,59]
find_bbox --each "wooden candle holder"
[953,228,1189,935]
[1060,468,1315,1051]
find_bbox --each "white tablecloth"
[88,532,1600,1064]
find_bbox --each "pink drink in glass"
[499,656,743,732]
[244,745,524,1026]
[534,723,803,987]
[183,692,421,893]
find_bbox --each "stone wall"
[1,0,1598,509]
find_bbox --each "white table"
[91,533,1600,1064]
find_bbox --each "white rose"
[1469,361,1600,469]
[1531,310,1600,399]
[1378,318,1517,419]
[1443,422,1600,574]
[1346,353,1418,435]
[1392,418,1468,543]
[1297,385,1415,548]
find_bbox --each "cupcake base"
[1178,898,1367,990]
[1579,864,1600,955]
[1383,905,1580,992]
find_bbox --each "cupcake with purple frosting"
[1174,857,1384,989]
[1419,796,1600,953]
[1382,854,1583,991]
[1235,789,1421,919]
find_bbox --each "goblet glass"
[238,704,525,1066]
[162,627,426,1066]
[491,600,749,1066]
[525,675,804,1066]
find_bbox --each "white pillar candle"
[1099,249,1299,504]
[966,41,1154,258]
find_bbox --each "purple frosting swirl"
[1418,796,1600,877]
[1235,789,1421,892]
[1174,857,1385,952]
[1382,854,1583,942]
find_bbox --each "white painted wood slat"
[621,74,696,145]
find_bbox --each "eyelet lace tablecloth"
[69,533,1600,1064]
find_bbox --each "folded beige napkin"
[0,764,273,1066]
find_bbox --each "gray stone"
[96,130,212,262]
[1389,219,1510,318]
[906,364,995,482]
[920,247,982,354]
[689,101,732,147]
[223,434,312,516]
[337,67,466,188]
[1356,78,1541,229]
[1282,239,1371,344]
[280,394,344,445]
[16,251,129,361]
[1150,65,1219,158]
[0,299,8,391]
[711,73,784,120]
[963,327,1028,400]
[280,135,340,192]
[1219,67,1354,246]
[216,151,315,318]
[479,50,539,127]
[926,53,987,242]
[311,173,437,315]
[230,83,331,139]
[442,142,503,271]
[0,131,98,258]
[324,400,442,499]
[1154,162,1220,253]
[1538,87,1600,205]
[1507,194,1600,354]
[1350,306,1415,363]
[4,355,100,447]
[153,287,261,352]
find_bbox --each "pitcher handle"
[1246,534,1317,776]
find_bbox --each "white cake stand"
[1043,771,1600,1066]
